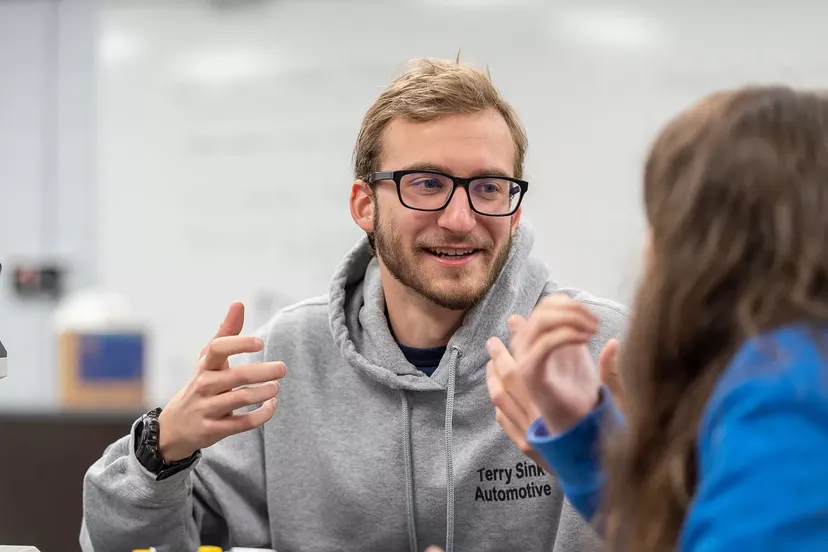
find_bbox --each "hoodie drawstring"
[400,390,419,552]
[399,346,461,552]
[444,346,460,552]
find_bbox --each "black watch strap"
[134,407,200,481]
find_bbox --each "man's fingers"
[208,381,280,417]
[226,361,287,389]
[213,397,277,436]
[201,335,264,370]
[202,361,287,394]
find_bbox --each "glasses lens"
[469,178,523,215]
[399,172,454,210]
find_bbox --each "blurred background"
[1,0,827,548]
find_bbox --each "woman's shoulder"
[717,324,828,399]
[700,323,828,443]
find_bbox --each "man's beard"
[372,210,512,311]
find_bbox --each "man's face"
[370,109,521,311]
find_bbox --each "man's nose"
[437,188,477,234]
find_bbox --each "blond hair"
[353,57,528,179]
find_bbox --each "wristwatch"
[133,407,200,481]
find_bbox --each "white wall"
[0,0,98,409]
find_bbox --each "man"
[80,57,626,552]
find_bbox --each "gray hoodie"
[80,222,627,552]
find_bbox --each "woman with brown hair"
[509,86,828,551]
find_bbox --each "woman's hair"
[601,86,828,551]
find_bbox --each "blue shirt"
[527,325,828,551]
[398,342,446,377]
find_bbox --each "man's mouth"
[423,247,481,259]
[426,247,477,257]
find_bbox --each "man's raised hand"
[157,302,286,461]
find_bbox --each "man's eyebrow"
[398,163,513,179]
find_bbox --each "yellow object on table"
[132,546,223,552]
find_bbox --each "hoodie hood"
[328,221,551,392]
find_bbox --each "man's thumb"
[215,301,245,339]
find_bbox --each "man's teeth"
[429,248,475,257]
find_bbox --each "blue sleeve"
[680,335,828,551]
[526,388,623,522]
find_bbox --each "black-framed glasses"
[363,169,528,217]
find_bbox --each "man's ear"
[510,206,522,235]
[350,179,375,233]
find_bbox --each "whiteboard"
[98,0,828,404]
